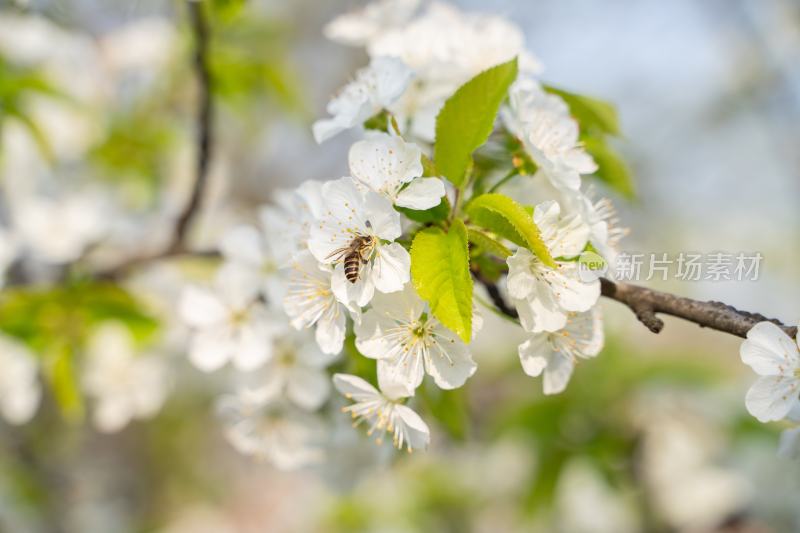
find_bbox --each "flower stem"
[487,168,520,194]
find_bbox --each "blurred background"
[0,0,799,531]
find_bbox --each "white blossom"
[216,385,324,469]
[354,284,478,391]
[260,181,325,257]
[366,2,540,141]
[518,308,603,395]
[83,323,169,433]
[324,0,420,46]
[308,177,410,307]
[349,132,444,210]
[0,335,40,424]
[179,263,284,372]
[740,321,800,423]
[503,78,596,192]
[283,250,352,355]
[219,182,325,308]
[218,225,282,304]
[313,56,412,143]
[255,330,338,411]
[333,373,429,452]
[12,191,109,264]
[507,200,600,333]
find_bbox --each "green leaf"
[362,110,389,133]
[434,57,518,187]
[466,193,555,267]
[470,254,506,283]
[421,153,438,177]
[467,228,511,258]
[544,85,620,136]
[583,136,635,199]
[410,219,473,342]
[396,197,450,223]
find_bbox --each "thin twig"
[170,0,214,252]
[471,269,518,319]
[94,1,215,280]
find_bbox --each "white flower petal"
[189,325,235,372]
[332,263,375,307]
[315,306,346,355]
[423,327,476,389]
[741,322,800,376]
[287,366,330,410]
[745,375,800,423]
[395,177,446,210]
[333,373,380,402]
[550,265,600,312]
[378,354,425,392]
[219,225,265,267]
[393,404,430,450]
[179,286,228,327]
[233,314,275,371]
[518,335,551,377]
[543,352,575,395]
[215,262,262,311]
[363,190,402,241]
[371,242,410,293]
[514,291,568,333]
[349,132,422,194]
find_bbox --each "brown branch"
[599,278,796,339]
[94,1,215,280]
[472,269,518,319]
[477,275,796,340]
[170,0,214,253]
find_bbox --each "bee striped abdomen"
[344,252,362,283]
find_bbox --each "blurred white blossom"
[0,335,40,424]
[216,386,325,469]
[83,323,169,433]
[254,330,338,411]
[179,263,284,372]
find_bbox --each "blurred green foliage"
[0,282,158,419]
[0,55,67,161]
[320,335,773,532]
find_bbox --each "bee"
[326,232,377,283]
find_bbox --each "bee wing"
[325,246,352,262]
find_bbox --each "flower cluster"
[177,0,624,465]
[0,0,794,472]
